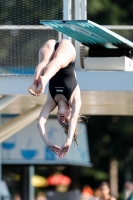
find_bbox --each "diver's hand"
[47,143,61,155]
[58,140,71,158]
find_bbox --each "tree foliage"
[84,116,133,191]
[88,0,133,25]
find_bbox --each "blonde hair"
[62,114,88,146]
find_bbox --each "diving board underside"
[40,20,133,49]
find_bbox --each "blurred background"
[0,0,133,200]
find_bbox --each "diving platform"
[40,20,133,71]
[0,71,133,116]
[40,20,133,48]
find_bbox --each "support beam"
[29,166,35,200]
[75,0,81,20]
[0,95,19,110]
[81,0,87,20]
[0,105,42,143]
[1,72,133,94]
[63,0,72,40]
[0,76,48,94]
[109,158,118,198]
[74,0,82,70]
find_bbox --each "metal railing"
[104,25,133,42]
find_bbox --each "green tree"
[81,116,133,194]
[87,0,133,25]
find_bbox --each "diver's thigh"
[38,39,56,63]
[53,39,76,68]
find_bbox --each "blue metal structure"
[40,20,133,49]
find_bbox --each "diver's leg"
[28,39,56,95]
[36,39,76,96]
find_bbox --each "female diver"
[28,39,81,158]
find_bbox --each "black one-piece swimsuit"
[49,41,77,104]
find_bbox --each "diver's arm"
[37,111,50,146]
[37,118,61,155]
[37,92,61,154]
[67,98,81,143]
[58,98,81,158]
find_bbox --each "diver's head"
[57,100,87,145]
[57,100,71,127]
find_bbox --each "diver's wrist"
[43,136,51,147]
[66,138,72,144]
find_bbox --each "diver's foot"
[28,83,37,96]
[36,76,45,96]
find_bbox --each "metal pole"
[29,166,34,200]
[75,0,81,19]
[74,0,82,70]
[58,31,62,42]
[63,0,72,40]
[81,0,87,20]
